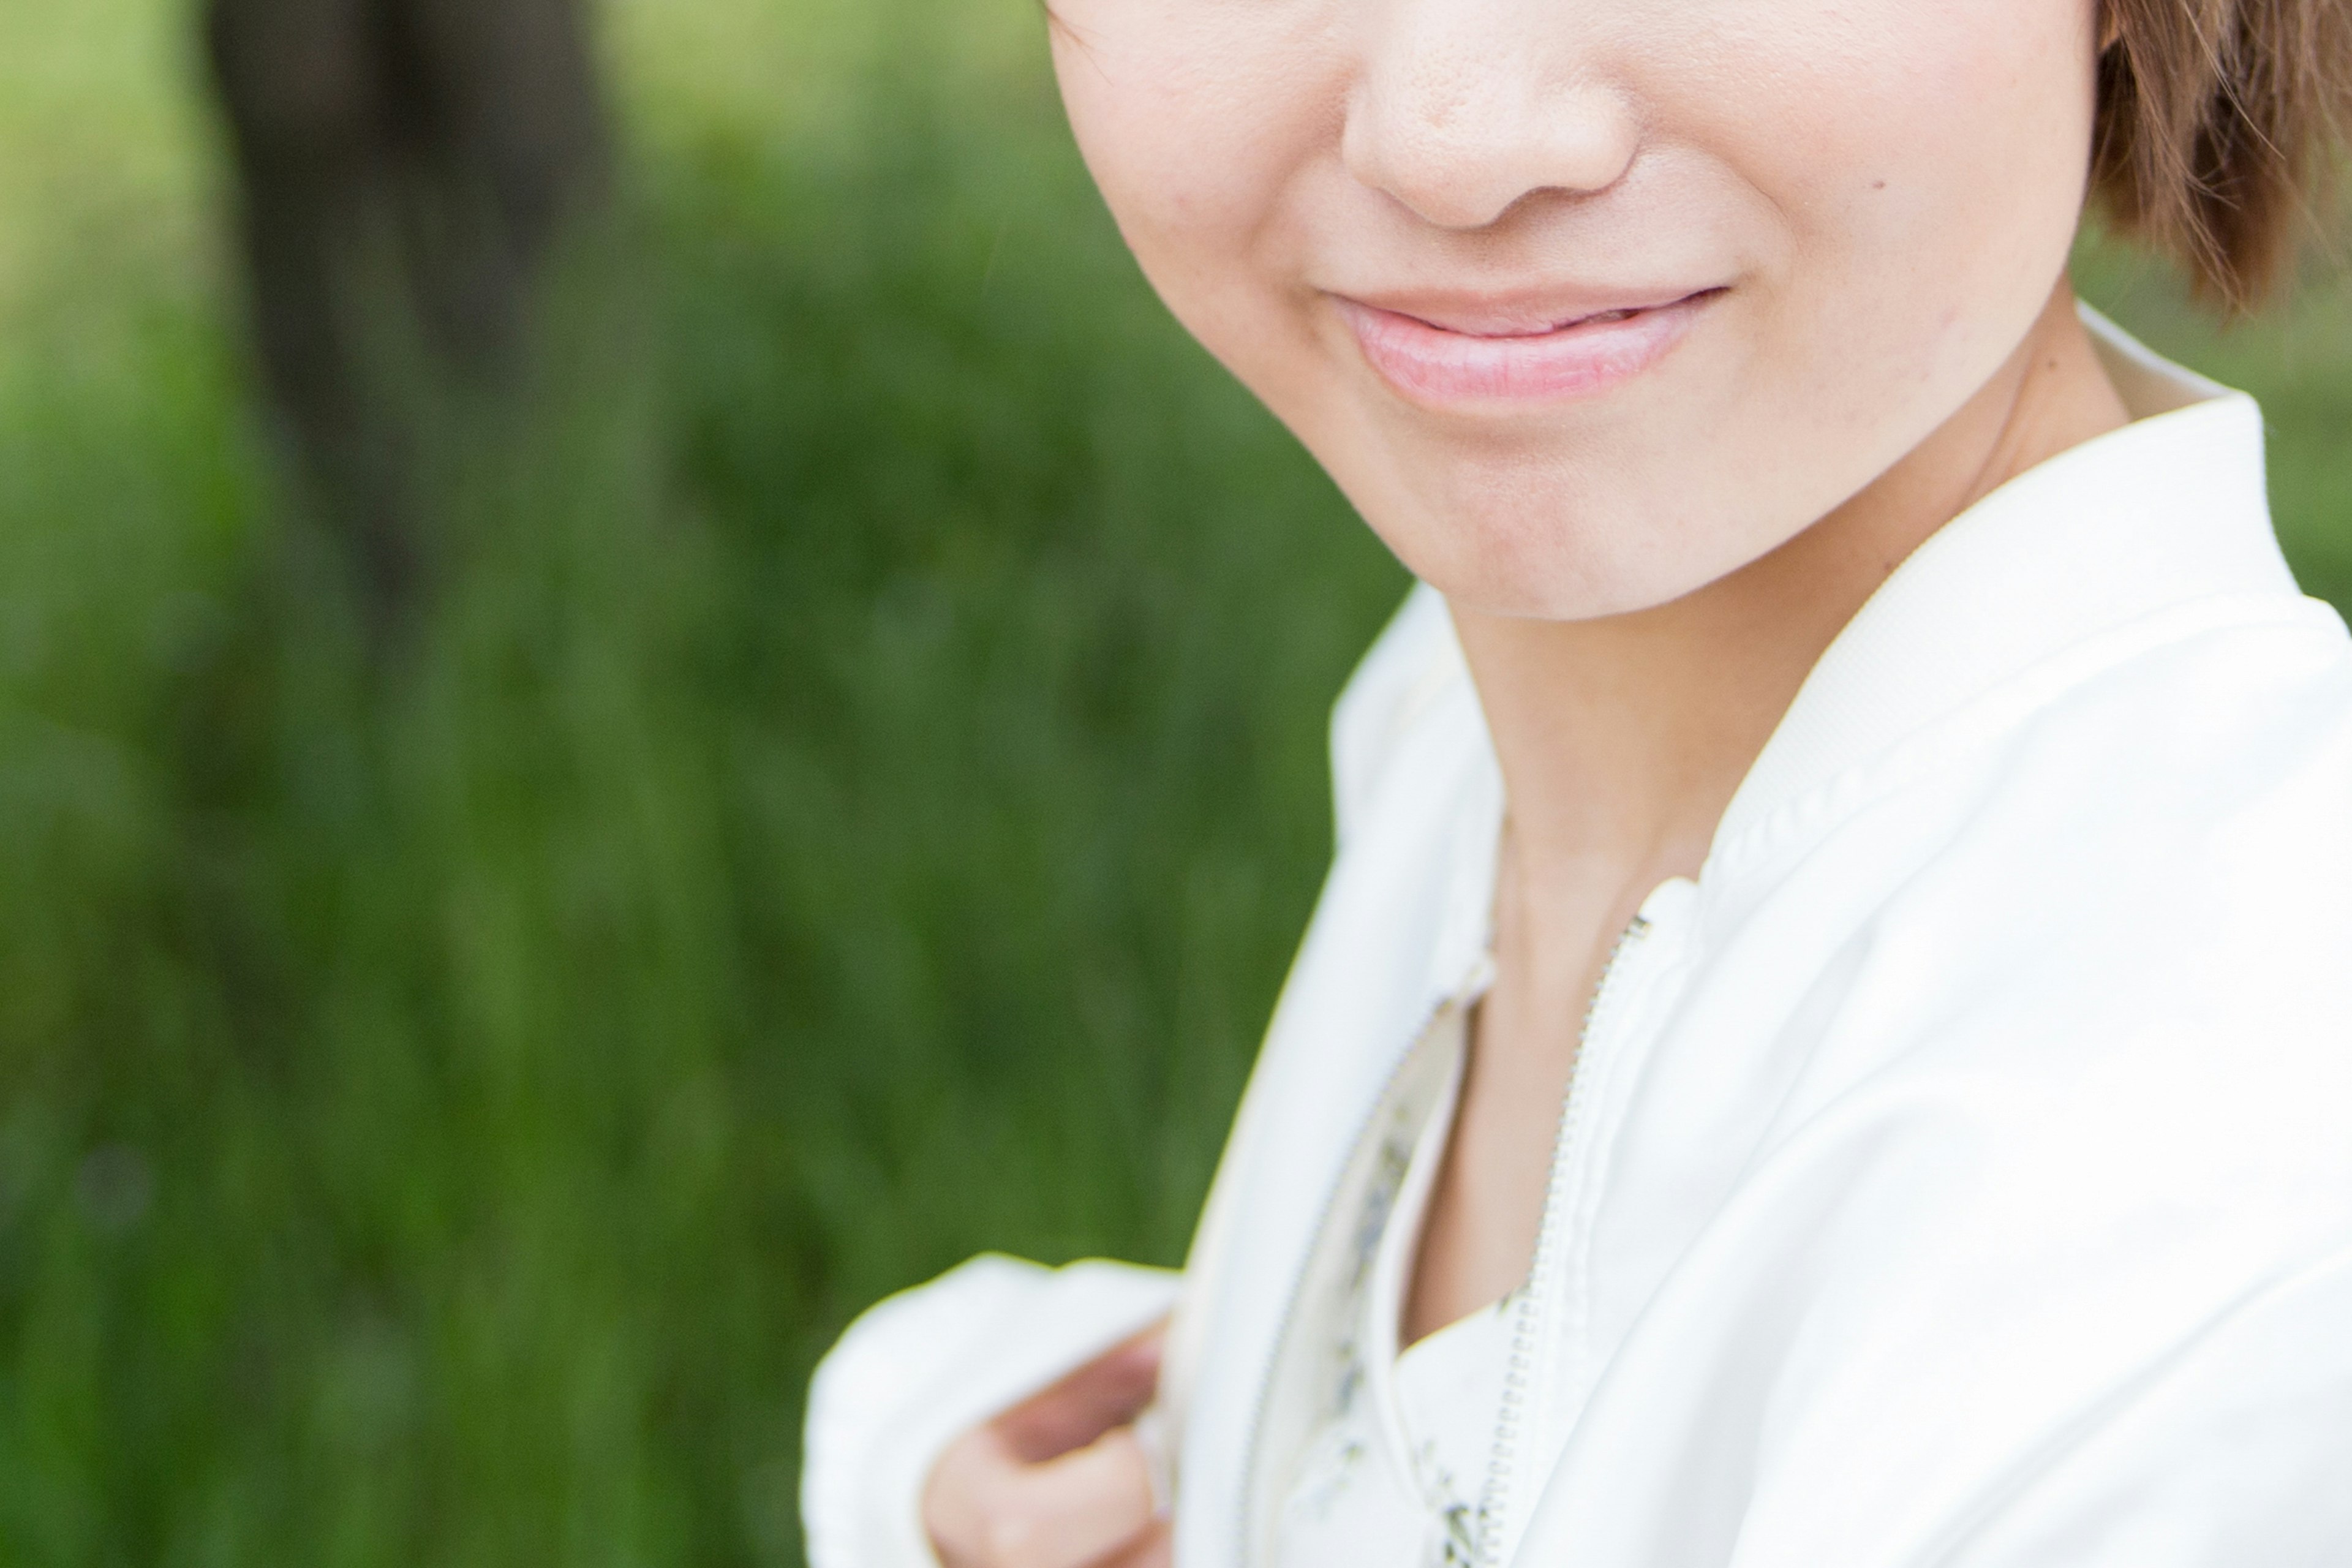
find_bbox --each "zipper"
[1234,961,1490,1568]
[1472,911,1653,1568]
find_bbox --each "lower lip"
[1336,293,1715,406]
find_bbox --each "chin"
[1373,483,1722,624]
[1300,398,1744,624]
[1394,537,1681,624]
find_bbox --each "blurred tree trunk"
[205,0,612,631]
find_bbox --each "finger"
[986,1423,1158,1568]
[925,1424,1016,1568]
[998,1324,1167,1461]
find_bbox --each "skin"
[926,0,2133,1563]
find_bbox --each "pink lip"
[1335,290,1719,406]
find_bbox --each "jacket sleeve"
[800,1254,1182,1568]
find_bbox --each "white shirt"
[805,306,2352,1568]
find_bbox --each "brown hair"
[2094,0,2352,309]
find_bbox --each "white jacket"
[804,311,2352,1568]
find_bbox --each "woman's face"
[1049,0,2105,619]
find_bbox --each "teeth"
[1545,307,1640,330]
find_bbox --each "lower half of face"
[1051,0,2103,619]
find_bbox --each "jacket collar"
[1708,304,2300,866]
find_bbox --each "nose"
[1340,0,1640,231]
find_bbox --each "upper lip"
[1330,285,1721,337]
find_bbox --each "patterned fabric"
[1270,1003,1521,1568]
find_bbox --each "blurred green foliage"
[1,1,2349,1565]
[0,0,1401,1560]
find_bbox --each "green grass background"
[1,1,2348,1564]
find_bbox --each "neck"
[1453,280,2130,938]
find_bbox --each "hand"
[923,1324,1169,1568]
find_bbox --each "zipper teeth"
[1235,988,1463,1568]
[1474,913,1649,1568]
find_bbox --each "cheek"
[1050,4,1335,322]
[1607,0,2101,530]
[1684,0,2097,325]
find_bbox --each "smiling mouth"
[1335,288,1724,405]
[1437,300,1683,335]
